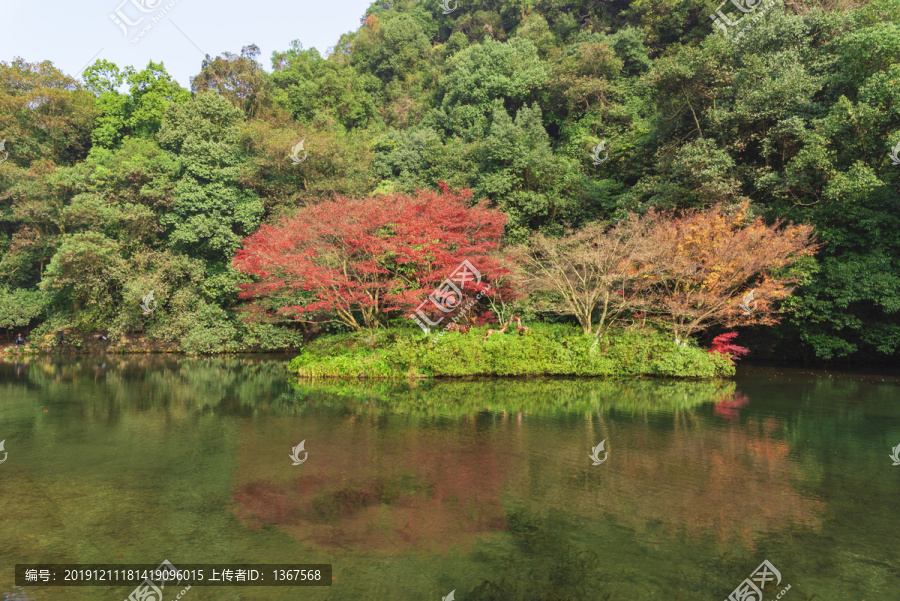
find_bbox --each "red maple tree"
[233,184,515,329]
[708,332,750,363]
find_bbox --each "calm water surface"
[1,356,898,600]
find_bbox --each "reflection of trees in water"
[0,360,832,589]
[714,391,750,420]
[229,379,823,565]
[2,357,740,420]
[467,507,612,601]
[292,378,737,418]
[3,360,893,600]
[231,416,511,553]
[530,415,824,551]
[0,355,304,419]
[231,463,614,598]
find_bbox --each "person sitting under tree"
[13,333,26,353]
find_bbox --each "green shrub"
[288,324,734,379]
[240,322,305,351]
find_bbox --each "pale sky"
[0,0,375,88]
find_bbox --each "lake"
[1,356,898,600]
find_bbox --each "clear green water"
[1,356,898,600]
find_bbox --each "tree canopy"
[1,0,897,361]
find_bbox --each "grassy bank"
[288,324,734,379]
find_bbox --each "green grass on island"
[288,324,735,379]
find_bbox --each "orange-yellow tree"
[645,204,816,343]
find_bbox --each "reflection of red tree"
[231,417,512,553]
[714,391,750,421]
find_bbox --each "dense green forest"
[0,0,898,362]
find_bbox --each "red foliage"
[233,186,516,329]
[714,391,750,421]
[708,332,750,363]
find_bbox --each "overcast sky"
[0,0,374,87]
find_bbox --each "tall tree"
[233,185,513,330]
[192,45,273,119]
[518,215,653,337]
[156,92,263,272]
[645,204,817,344]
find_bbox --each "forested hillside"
[1,0,898,361]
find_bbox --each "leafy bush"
[288,324,734,379]
[0,286,44,330]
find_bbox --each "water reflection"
[0,359,898,600]
[232,418,511,553]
